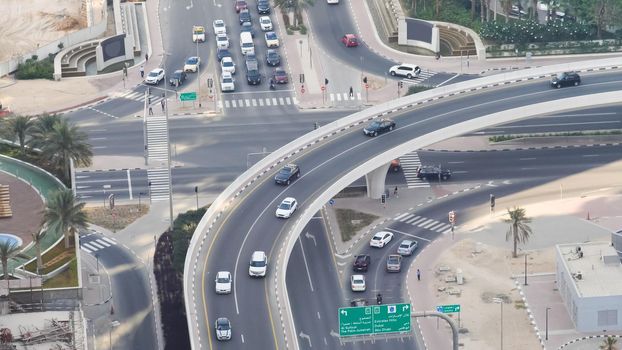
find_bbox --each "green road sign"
[338,303,411,337]
[179,92,197,101]
[436,304,461,313]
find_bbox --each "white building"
[556,242,622,332]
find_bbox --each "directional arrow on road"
[486,181,497,187]
[502,180,512,185]
[329,330,339,338]
[305,232,317,246]
[299,331,311,347]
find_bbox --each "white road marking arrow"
[299,331,312,347]
[305,231,317,246]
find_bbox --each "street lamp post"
[493,298,504,350]
[161,52,174,232]
[524,253,528,285]
[545,307,551,340]
[196,40,201,108]
[138,192,146,211]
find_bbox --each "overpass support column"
[365,163,391,199]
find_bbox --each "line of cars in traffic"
[350,231,419,294]
[217,0,288,92]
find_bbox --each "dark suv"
[416,165,451,181]
[274,164,300,185]
[353,255,371,272]
[551,72,581,88]
[257,0,271,14]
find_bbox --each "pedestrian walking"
[140,65,144,78]
[161,99,165,112]
[349,86,354,98]
[393,186,398,198]
[148,106,153,115]
[145,53,149,62]
[417,269,421,281]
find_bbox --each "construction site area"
[0,308,85,350]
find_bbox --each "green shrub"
[412,0,481,32]
[480,19,593,44]
[171,207,207,273]
[15,54,55,80]
[405,84,434,96]
[299,24,307,35]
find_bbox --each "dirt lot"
[0,0,96,62]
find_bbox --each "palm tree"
[39,118,92,182]
[273,0,314,27]
[1,115,34,153]
[31,228,47,273]
[28,113,62,150]
[43,189,88,248]
[600,336,619,350]
[504,206,533,258]
[0,240,21,280]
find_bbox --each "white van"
[240,31,255,55]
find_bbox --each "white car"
[275,197,297,218]
[213,19,227,35]
[259,16,273,31]
[214,271,232,294]
[249,251,267,277]
[221,57,236,75]
[264,31,280,48]
[145,68,165,84]
[350,274,366,292]
[221,71,235,92]
[370,231,394,248]
[327,0,339,3]
[216,33,230,49]
[215,317,232,341]
[389,63,421,79]
[183,56,200,72]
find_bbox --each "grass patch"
[24,240,75,275]
[489,130,622,143]
[405,84,434,96]
[15,54,55,80]
[85,204,149,232]
[335,209,379,242]
[514,299,526,309]
[43,258,79,288]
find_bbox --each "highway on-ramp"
[188,68,622,350]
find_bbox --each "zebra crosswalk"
[393,213,455,234]
[329,92,362,102]
[401,70,437,86]
[114,90,165,105]
[218,95,298,109]
[145,113,172,202]
[80,236,117,254]
[399,152,428,189]
[147,168,171,201]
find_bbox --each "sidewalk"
[80,247,114,350]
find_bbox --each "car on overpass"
[370,231,393,248]
[274,164,300,185]
[275,197,297,218]
[416,165,451,181]
[363,118,395,136]
[215,317,232,341]
[249,251,267,277]
[215,271,232,294]
[551,72,581,88]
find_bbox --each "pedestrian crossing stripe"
[401,71,437,85]
[392,213,455,233]
[115,90,165,105]
[399,152,430,189]
[79,236,119,254]
[217,96,300,109]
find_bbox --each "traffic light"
[300,74,305,84]
[194,186,198,193]
[207,78,213,88]
[324,78,329,85]
[449,211,456,224]
[381,194,386,204]
[363,76,368,84]
[398,81,403,89]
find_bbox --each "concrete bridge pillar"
[365,162,391,199]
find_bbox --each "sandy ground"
[431,238,554,349]
[0,0,97,62]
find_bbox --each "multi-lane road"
[188,69,622,349]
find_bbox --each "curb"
[422,142,622,153]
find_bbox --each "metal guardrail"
[184,57,622,350]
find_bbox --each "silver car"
[397,239,418,256]
[386,254,402,272]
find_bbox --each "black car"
[416,165,451,181]
[274,164,300,185]
[551,72,581,88]
[353,255,371,272]
[266,49,280,66]
[241,21,255,37]
[239,9,251,24]
[246,68,261,85]
[363,119,396,137]
[217,48,231,61]
[169,70,187,86]
[257,0,271,14]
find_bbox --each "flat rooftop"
[558,242,622,298]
